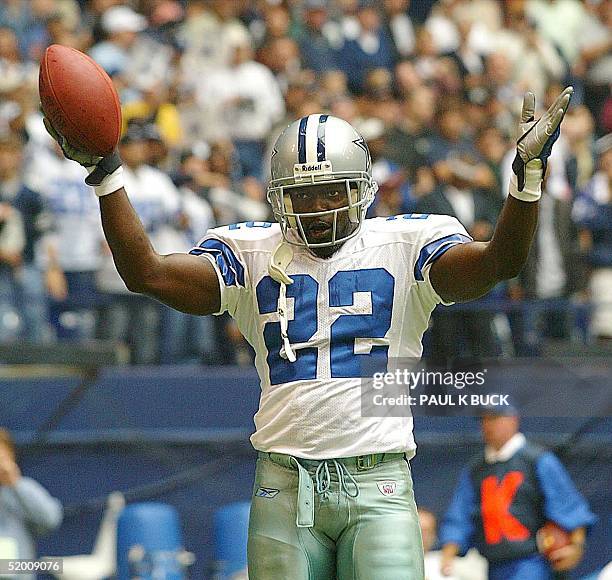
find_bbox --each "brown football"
[39,44,121,157]
[536,521,571,559]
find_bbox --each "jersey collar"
[485,433,527,464]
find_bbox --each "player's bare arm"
[42,120,221,316]
[99,189,221,315]
[430,87,573,304]
[39,45,221,315]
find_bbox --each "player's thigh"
[248,458,336,580]
[336,460,424,580]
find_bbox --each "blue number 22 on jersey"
[256,269,394,385]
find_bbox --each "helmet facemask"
[268,172,377,250]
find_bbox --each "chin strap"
[268,243,296,362]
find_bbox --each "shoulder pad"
[211,222,279,240]
[368,214,432,231]
[202,221,282,252]
[366,213,469,238]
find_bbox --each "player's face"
[289,182,357,254]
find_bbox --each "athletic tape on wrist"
[92,166,124,197]
[509,159,543,202]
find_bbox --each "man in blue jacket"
[439,409,596,580]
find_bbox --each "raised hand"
[43,117,122,188]
[512,87,573,192]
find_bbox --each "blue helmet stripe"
[297,116,308,163]
[317,114,328,162]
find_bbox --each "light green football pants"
[248,452,425,580]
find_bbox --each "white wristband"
[509,159,543,202]
[89,166,124,197]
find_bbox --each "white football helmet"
[267,114,378,249]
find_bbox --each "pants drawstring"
[315,459,360,499]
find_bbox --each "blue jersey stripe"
[189,239,245,287]
[414,233,472,281]
[297,116,308,163]
[317,114,328,162]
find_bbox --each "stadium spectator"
[575,0,612,136]
[254,3,292,49]
[384,85,436,183]
[0,427,63,580]
[411,26,442,85]
[337,0,396,94]
[475,127,509,216]
[526,0,587,67]
[361,118,414,214]
[440,408,596,580]
[319,70,350,107]
[428,98,497,196]
[176,0,250,91]
[0,26,37,95]
[513,164,583,349]
[195,25,285,179]
[122,83,184,150]
[484,51,523,113]
[448,18,484,85]
[452,0,502,44]
[158,143,218,364]
[0,0,32,48]
[295,0,341,73]
[358,67,399,123]
[141,123,173,173]
[0,133,64,343]
[424,0,460,54]
[201,139,269,227]
[0,0,80,62]
[0,27,38,137]
[563,105,597,194]
[91,5,174,98]
[418,507,487,580]
[381,0,416,61]
[393,59,421,99]
[24,122,102,341]
[96,123,182,364]
[573,135,612,341]
[494,4,566,100]
[89,5,147,77]
[0,151,24,342]
[257,36,302,94]
[416,156,501,361]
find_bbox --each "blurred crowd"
[0,0,610,364]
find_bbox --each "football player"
[44,86,573,580]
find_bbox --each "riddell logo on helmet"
[293,160,333,176]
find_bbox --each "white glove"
[510,86,573,202]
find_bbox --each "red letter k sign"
[481,472,530,544]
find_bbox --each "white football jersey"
[191,214,471,459]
